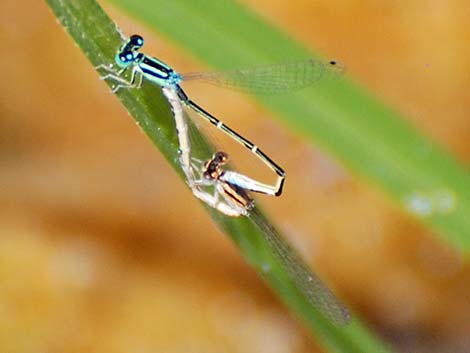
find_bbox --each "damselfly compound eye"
[130,34,144,47]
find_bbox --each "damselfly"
[187,151,350,325]
[98,34,350,325]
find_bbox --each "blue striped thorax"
[138,55,182,88]
[115,34,182,88]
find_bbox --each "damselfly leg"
[96,64,144,93]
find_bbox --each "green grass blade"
[45,0,393,352]
[110,0,470,251]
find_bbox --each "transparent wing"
[249,208,351,325]
[182,59,344,94]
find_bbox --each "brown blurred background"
[1,1,469,352]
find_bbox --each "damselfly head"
[213,151,229,165]
[115,34,144,68]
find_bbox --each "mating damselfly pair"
[98,34,350,325]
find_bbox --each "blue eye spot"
[126,53,133,60]
[129,34,144,47]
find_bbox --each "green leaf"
[111,0,470,251]
[45,0,394,352]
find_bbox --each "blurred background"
[1,0,469,352]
